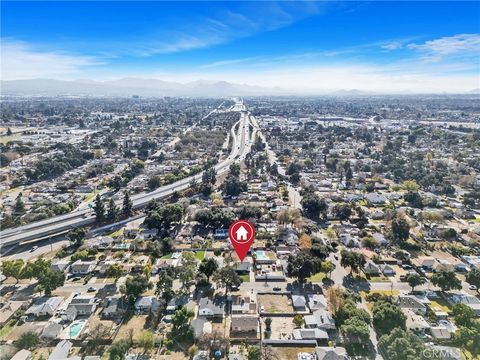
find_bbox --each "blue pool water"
[69,320,86,338]
[255,250,269,261]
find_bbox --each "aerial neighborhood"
[1,96,480,360]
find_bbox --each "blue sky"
[1,1,479,92]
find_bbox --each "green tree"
[179,252,197,293]
[122,190,133,217]
[321,260,335,279]
[169,307,194,344]
[229,163,241,176]
[466,268,480,292]
[198,258,218,279]
[14,193,25,215]
[287,252,322,283]
[124,275,152,304]
[341,316,370,343]
[265,317,272,331]
[93,194,105,223]
[109,340,130,360]
[222,175,247,196]
[67,227,87,245]
[136,330,155,354]
[452,303,475,327]
[452,324,480,356]
[106,198,119,222]
[372,300,406,336]
[156,272,174,304]
[301,193,328,220]
[333,203,352,221]
[391,216,410,243]
[405,273,425,293]
[247,346,262,360]
[38,269,65,296]
[292,314,304,327]
[431,270,462,292]
[0,259,25,283]
[212,266,242,294]
[334,300,371,327]
[16,331,40,349]
[106,263,124,280]
[340,250,366,275]
[378,328,428,360]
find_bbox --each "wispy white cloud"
[381,41,404,51]
[201,57,261,69]
[1,39,100,80]
[105,2,322,57]
[407,33,480,61]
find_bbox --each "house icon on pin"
[236,225,248,241]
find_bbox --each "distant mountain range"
[1,78,478,97]
[1,78,283,97]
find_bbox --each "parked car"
[273,287,281,291]
[87,287,97,292]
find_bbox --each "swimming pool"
[69,319,86,338]
[255,250,269,261]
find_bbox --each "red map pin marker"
[228,220,255,262]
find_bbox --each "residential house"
[102,297,127,319]
[67,295,97,317]
[363,261,380,276]
[26,297,63,318]
[315,347,349,360]
[131,255,150,273]
[447,293,480,315]
[134,296,159,314]
[198,297,225,318]
[230,316,258,338]
[0,301,26,327]
[51,259,70,273]
[11,350,32,360]
[70,260,97,275]
[398,295,427,314]
[48,340,73,360]
[291,295,307,312]
[41,323,63,339]
[307,294,327,311]
[380,264,396,276]
[166,295,191,314]
[364,193,387,206]
[304,309,336,331]
[430,326,452,340]
[231,295,256,314]
[292,328,329,342]
[234,262,251,275]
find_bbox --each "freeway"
[0,104,253,247]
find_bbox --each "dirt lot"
[258,294,292,313]
[264,316,295,340]
[5,322,45,342]
[274,346,316,360]
[114,315,148,341]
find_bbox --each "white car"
[468,284,477,291]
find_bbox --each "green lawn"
[0,319,16,338]
[309,272,326,282]
[430,299,451,312]
[369,276,390,282]
[160,253,172,259]
[240,274,250,282]
[195,251,205,260]
[108,228,124,238]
